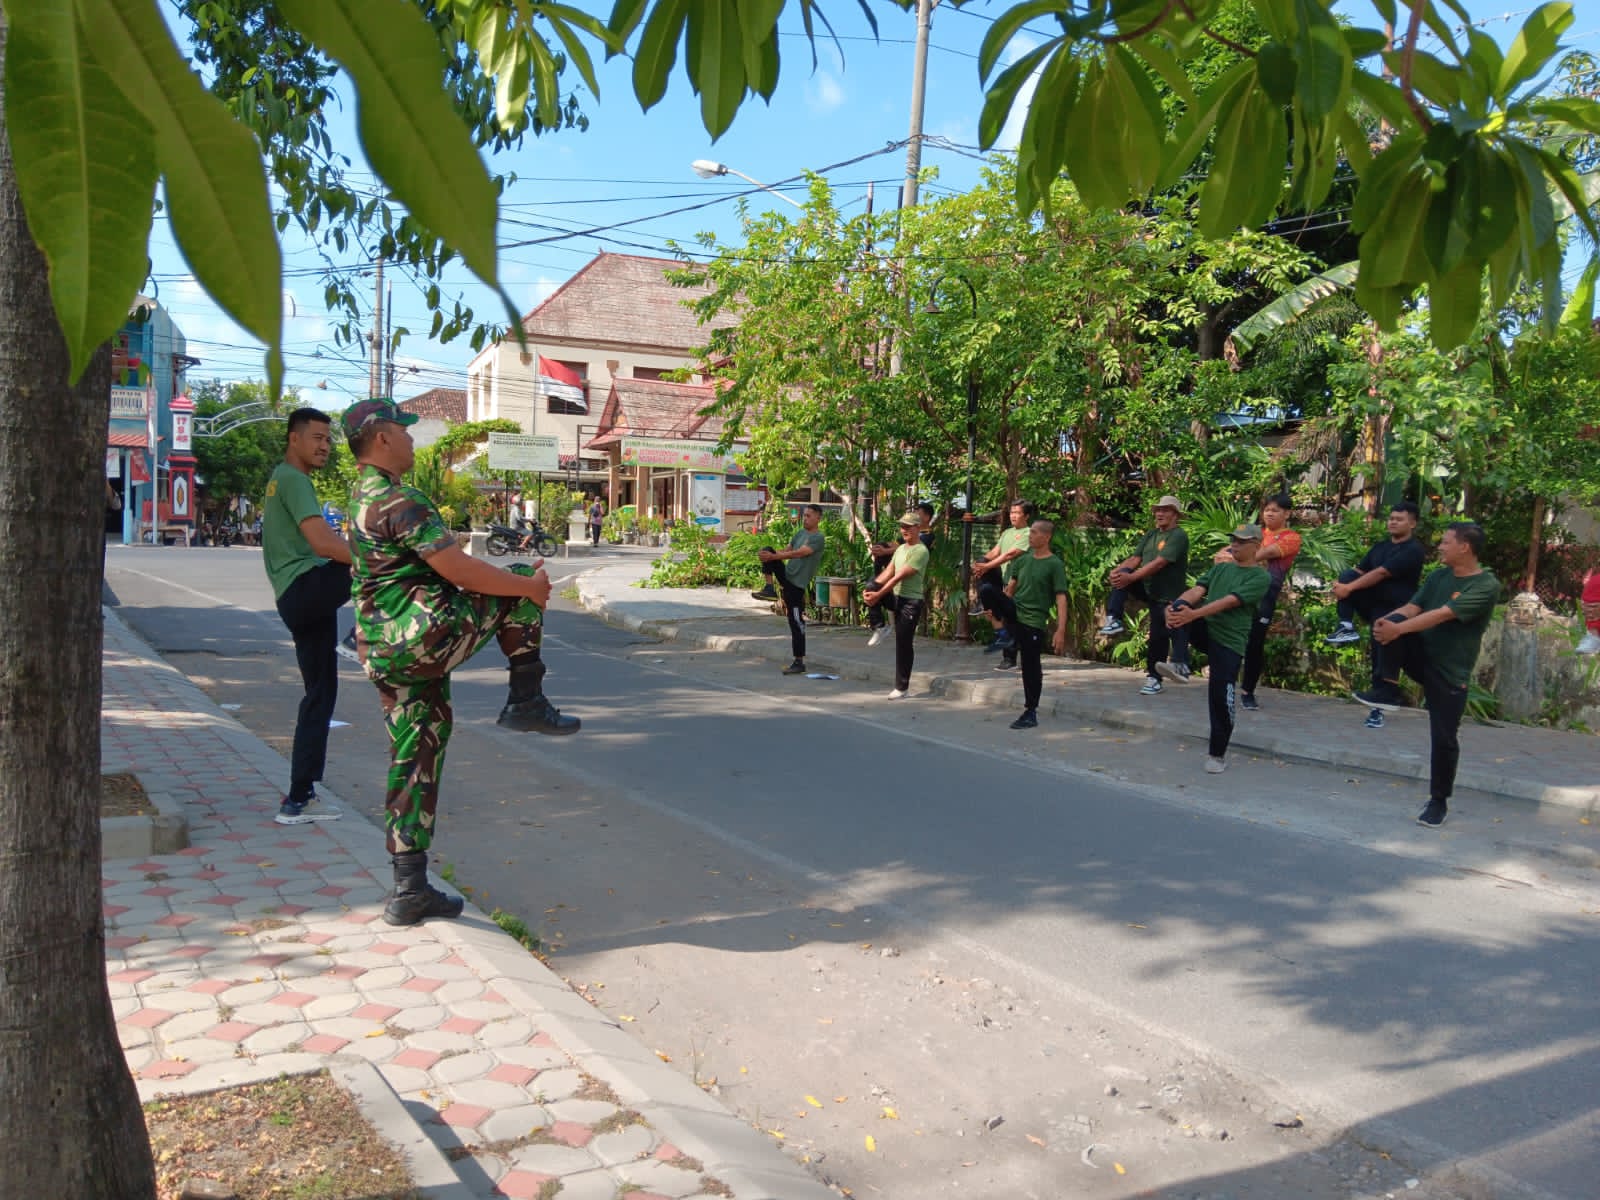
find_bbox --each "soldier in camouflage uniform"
[343,399,581,926]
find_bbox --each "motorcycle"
[485,519,557,559]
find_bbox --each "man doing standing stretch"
[1325,501,1426,728]
[1099,495,1191,694]
[263,408,353,826]
[1001,519,1069,730]
[345,399,580,926]
[754,504,825,676]
[1354,522,1498,828]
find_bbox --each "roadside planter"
[821,576,856,608]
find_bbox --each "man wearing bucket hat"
[343,398,580,927]
[863,510,931,699]
[1164,524,1271,774]
[1099,494,1192,695]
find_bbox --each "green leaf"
[277,0,502,286]
[1288,111,1338,212]
[631,0,688,112]
[1256,41,1297,107]
[978,0,1059,83]
[1105,45,1165,192]
[525,35,556,128]
[1342,26,1390,59]
[1251,0,1295,43]
[606,0,649,55]
[1534,145,1600,246]
[1292,0,1351,121]
[1155,58,1254,192]
[1499,2,1572,99]
[1335,110,1372,175]
[1561,258,1599,328]
[1460,30,1504,111]
[1349,70,1413,135]
[76,0,283,392]
[1017,46,1079,206]
[978,39,1057,152]
[687,0,748,139]
[539,3,610,99]
[1359,169,1431,290]
[3,2,158,383]
[1380,49,1460,109]
[1196,88,1286,239]
[1427,261,1483,350]
[735,0,783,99]
[1132,37,1194,108]
[1351,134,1422,230]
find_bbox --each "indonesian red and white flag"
[536,355,587,412]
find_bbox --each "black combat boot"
[383,851,464,926]
[497,659,581,734]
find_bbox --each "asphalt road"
[105,546,1600,1200]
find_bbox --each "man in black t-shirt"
[1326,501,1426,644]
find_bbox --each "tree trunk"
[0,14,158,1199]
[1524,495,1546,591]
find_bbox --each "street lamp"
[925,273,980,645]
[690,159,806,211]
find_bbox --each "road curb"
[575,578,1600,820]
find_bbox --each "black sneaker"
[1009,709,1038,730]
[751,585,778,601]
[1364,708,1386,729]
[498,697,581,734]
[1240,692,1259,711]
[335,629,361,663]
[1324,623,1361,646]
[1416,800,1448,827]
[994,657,1017,671]
[1353,686,1406,712]
[782,660,806,675]
[275,795,342,825]
[984,634,1014,654]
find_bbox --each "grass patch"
[102,772,155,818]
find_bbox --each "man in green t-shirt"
[972,500,1036,660]
[1354,522,1499,827]
[1164,524,1271,775]
[262,408,355,826]
[753,504,825,675]
[863,511,930,699]
[999,519,1069,730]
[1099,495,1192,694]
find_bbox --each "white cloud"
[996,36,1041,154]
[806,70,846,114]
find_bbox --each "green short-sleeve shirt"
[1193,559,1270,654]
[1136,526,1190,601]
[1413,568,1500,687]
[784,529,826,591]
[262,461,327,598]
[996,526,1031,583]
[1011,552,1069,630]
[891,541,930,600]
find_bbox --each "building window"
[632,365,670,381]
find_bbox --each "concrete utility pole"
[368,256,385,399]
[384,279,395,398]
[901,0,935,211]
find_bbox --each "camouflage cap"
[342,398,418,439]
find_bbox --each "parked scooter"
[485,517,557,559]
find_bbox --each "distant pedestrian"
[1163,523,1271,775]
[1354,522,1499,827]
[262,408,354,826]
[1227,493,1302,711]
[345,399,580,926]
[1098,495,1191,695]
[863,511,929,699]
[972,500,1035,661]
[753,503,825,676]
[589,497,605,547]
[1325,501,1427,728]
[865,502,933,647]
[999,519,1069,729]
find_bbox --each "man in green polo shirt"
[1163,524,1270,775]
[864,511,930,699]
[262,408,355,825]
[1000,519,1069,730]
[1355,522,1499,827]
[1099,495,1192,694]
[754,504,825,676]
[972,499,1036,661]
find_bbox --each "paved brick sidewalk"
[101,609,832,1200]
[578,559,1600,822]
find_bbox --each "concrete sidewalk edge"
[101,606,837,1200]
[575,576,1600,822]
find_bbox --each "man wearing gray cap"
[1099,495,1191,695]
[863,510,930,699]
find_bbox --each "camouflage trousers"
[363,565,542,852]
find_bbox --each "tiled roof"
[106,430,148,448]
[522,253,727,351]
[584,378,723,449]
[399,387,466,423]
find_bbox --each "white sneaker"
[887,688,907,700]
[867,627,887,648]
[1578,631,1600,655]
[1204,756,1226,774]
[335,630,360,663]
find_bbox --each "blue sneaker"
[1364,708,1386,729]
[276,795,343,825]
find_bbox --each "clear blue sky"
[147,2,1595,407]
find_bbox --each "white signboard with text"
[690,474,724,530]
[486,432,561,473]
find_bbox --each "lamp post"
[925,273,980,645]
[690,160,806,211]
